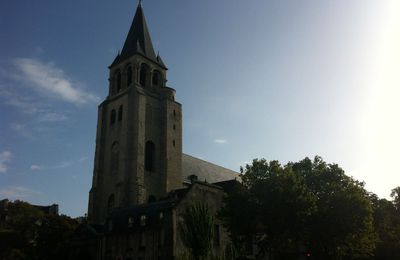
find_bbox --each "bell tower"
[88,3,183,225]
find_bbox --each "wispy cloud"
[10,123,33,139]
[0,186,41,199]
[30,165,41,171]
[0,89,68,123]
[13,58,98,105]
[214,139,228,144]
[0,151,12,173]
[29,156,88,172]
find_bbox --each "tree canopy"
[0,200,78,260]
[221,156,382,260]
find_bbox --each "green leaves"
[222,156,378,259]
[180,203,215,260]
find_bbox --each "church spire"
[114,2,161,66]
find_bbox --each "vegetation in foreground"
[221,156,400,260]
[0,201,78,260]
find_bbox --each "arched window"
[116,71,122,92]
[118,105,123,122]
[110,109,116,125]
[140,63,149,87]
[111,142,119,173]
[145,141,155,171]
[152,70,161,86]
[107,194,115,214]
[126,65,133,87]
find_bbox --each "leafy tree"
[390,186,400,211]
[180,203,214,260]
[222,156,376,260]
[222,159,317,258]
[370,192,400,259]
[0,200,78,260]
[291,157,376,259]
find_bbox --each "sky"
[1,0,400,217]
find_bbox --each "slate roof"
[110,3,165,68]
[182,154,239,184]
[108,200,176,232]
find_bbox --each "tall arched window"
[140,64,149,87]
[145,141,155,171]
[107,194,115,214]
[110,109,116,125]
[126,65,133,87]
[111,142,119,173]
[152,70,161,86]
[116,71,122,92]
[118,105,123,122]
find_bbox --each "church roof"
[111,3,165,68]
[182,154,239,184]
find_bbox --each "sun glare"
[361,1,400,197]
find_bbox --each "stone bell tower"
[88,3,182,225]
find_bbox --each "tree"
[291,157,376,259]
[180,203,214,260]
[390,186,400,211]
[221,159,317,258]
[370,191,400,260]
[0,200,78,260]
[222,156,376,260]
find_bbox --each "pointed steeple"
[119,3,157,62]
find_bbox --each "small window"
[188,174,198,182]
[126,65,133,86]
[173,140,175,147]
[152,70,161,86]
[110,109,116,125]
[140,64,149,87]
[145,141,155,171]
[173,110,176,117]
[173,124,176,130]
[140,215,147,226]
[128,217,134,227]
[111,142,119,173]
[116,71,122,92]
[118,105,123,121]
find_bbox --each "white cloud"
[30,165,41,171]
[13,58,99,105]
[10,123,33,139]
[0,151,12,173]
[0,89,68,123]
[37,112,68,122]
[214,139,228,144]
[0,186,41,199]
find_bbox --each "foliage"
[221,156,377,259]
[0,200,78,260]
[390,186,400,211]
[369,193,400,260]
[180,202,215,260]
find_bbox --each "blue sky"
[1,0,400,217]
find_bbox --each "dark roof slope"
[111,3,165,68]
[182,154,239,184]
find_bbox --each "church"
[70,2,239,260]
